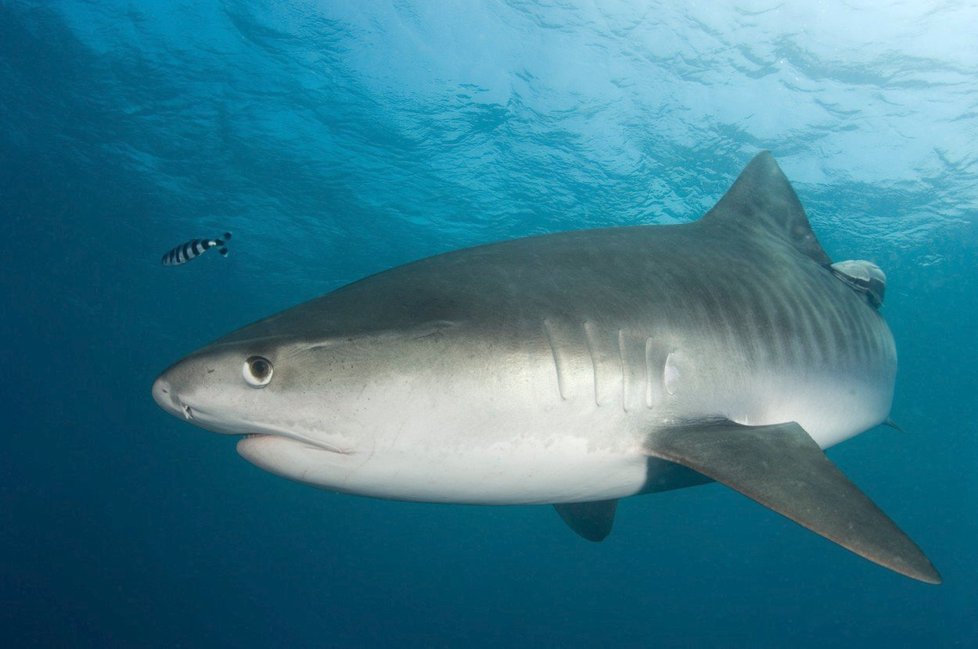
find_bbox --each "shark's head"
[152,335,366,456]
[150,295,483,498]
[150,306,414,493]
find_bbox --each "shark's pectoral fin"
[643,419,940,584]
[554,499,618,542]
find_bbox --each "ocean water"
[2,1,976,647]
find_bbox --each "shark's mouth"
[241,432,354,455]
[163,394,354,455]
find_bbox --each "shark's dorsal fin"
[553,499,618,542]
[701,151,832,265]
[643,418,940,584]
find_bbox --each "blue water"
[2,2,976,647]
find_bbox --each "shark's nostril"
[183,404,194,420]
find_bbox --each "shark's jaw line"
[242,431,356,455]
[239,431,354,456]
[159,392,354,456]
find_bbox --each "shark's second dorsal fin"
[701,151,831,266]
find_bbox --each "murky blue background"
[2,2,976,647]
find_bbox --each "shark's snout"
[152,373,189,419]
[152,374,171,408]
[153,371,201,425]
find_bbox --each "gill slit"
[582,321,601,407]
[543,319,568,401]
[618,329,629,413]
[645,336,655,409]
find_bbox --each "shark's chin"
[236,435,369,494]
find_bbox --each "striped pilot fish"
[161,232,232,266]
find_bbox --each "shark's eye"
[243,356,273,388]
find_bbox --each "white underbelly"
[237,425,651,505]
[236,368,891,504]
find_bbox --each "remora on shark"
[153,152,939,584]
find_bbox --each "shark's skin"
[153,152,939,583]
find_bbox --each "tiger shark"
[152,152,940,583]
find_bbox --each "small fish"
[161,232,232,266]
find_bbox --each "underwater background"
[2,1,976,647]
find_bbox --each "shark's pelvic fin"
[701,151,832,266]
[642,418,941,584]
[554,499,619,542]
